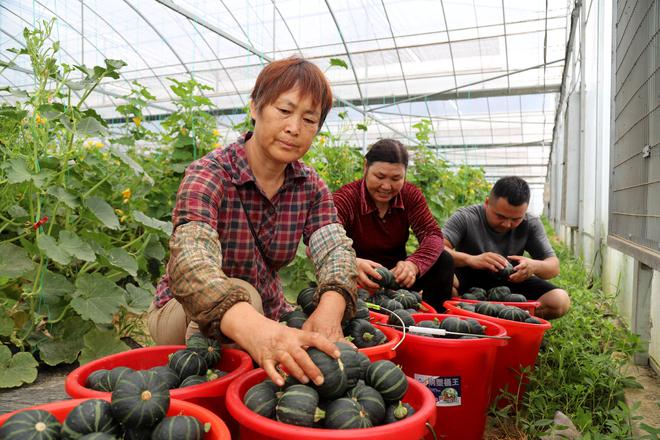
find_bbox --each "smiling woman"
[146,57,358,387]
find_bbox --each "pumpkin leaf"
[37,337,84,366]
[47,186,80,208]
[0,243,35,278]
[109,145,146,177]
[124,283,153,314]
[6,158,32,184]
[107,247,138,277]
[133,211,173,236]
[329,58,348,69]
[78,328,130,364]
[77,116,108,136]
[59,230,96,262]
[86,196,120,230]
[36,234,72,266]
[71,273,127,324]
[0,346,38,388]
[0,312,14,337]
[143,234,166,261]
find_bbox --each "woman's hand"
[220,302,340,387]
[303,290,346,343]
[391,260,419,288]
[356,258,383,290]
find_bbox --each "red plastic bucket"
[457,298,541,315]
[225,368,436,440]
[357,323,400,361]
[65,346,253,434]
[443,300,551,406]
[383,313,507,440]
[0,398,230,439]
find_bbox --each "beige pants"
[146,278,263,345]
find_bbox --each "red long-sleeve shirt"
[333,179,444,276]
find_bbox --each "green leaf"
[71,273,127,324]
[338,111,347,120]
[133,211,173,236]
[356,123,368,131]
[31,169,55,188]
[0,243,35,278]
[144,234,166,261]
[125,283,153,314]
[86,196,120,230]
[77,117,108,135]
[329,58,349,69]
[59,230,96,262]
[36,234,72,266]
[106,248,138,277]
[0,312,14,337]
[41,270,73,297]
[6,158,32,184]
[78,328,129,365]
[47,186,80,208]
[37,337,83,366]
[0,346,38,388]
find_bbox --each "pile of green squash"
[243,343,414,429]
[279,288,388,349]
[455,301,542,324]
[0,372,209,439]
[86,334,228,392]
[460,286,528,303]
[407,316,488,339]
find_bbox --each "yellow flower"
[121,188,132,200]
[318,136,326,145]
[180,127,188,135]
[94,141,104,149]
[115,209,124,216]
[119,215,127,224]
[212,129,220,136]
[35,114,46,125]
[213,142,221,149]
[132,116,142,127]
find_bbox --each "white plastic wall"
[546,0,660,372]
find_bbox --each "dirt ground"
[625,363,660,438]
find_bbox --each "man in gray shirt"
[443,176,570,319]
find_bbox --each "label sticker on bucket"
[414,374,462,407]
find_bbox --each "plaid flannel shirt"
[154,133,357,338]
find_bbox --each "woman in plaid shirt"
[147,58,358,387]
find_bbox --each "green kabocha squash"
[474,301,500,317]
[186,333,222,367]
[357,288,371,300]
[78,433,117,440]
[336,342,363,388]
[347,319,380,348]
[467,287,487,301]
[525,317,542,324]
[108,366,134,390]
[496,261,515,281]
[347,384,386,425]
[275,384,325,427]
[282,374,302,389]
[381,298,404,313]
[384,401,416,424]
[465,318,485,335]
[123,427,151,440]
[387,309,414,327]
[439,317,470,338]
[504,293,527,303]
[457,302,477,312]
[354,299,370,320]
[86,369,113,392]
[244,380,280,418]
[148,366,180,389]
[487,286,511,301]
[296,286,317,316]
[355,351,370,380]
[324,397,373,429]
[498,306,529,322]
[307,348,348,399]
[394,289,419,309]
[279,309,308,329]
[151,416,204,440]
[168,349,207,379]
[62,399,122,438]
[365,360,408,401]
[369,267,396,289]
[371,327,387,345]
[110,371,170,429]
[0,409,61,440]
[461,293,479,300]
[179,375,208,388]
[206,369,227,381]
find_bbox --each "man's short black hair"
[490,176,530,206]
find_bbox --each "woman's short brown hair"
[250,57,333,129]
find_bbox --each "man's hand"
[355,258,383,290]
[452,275,460,296]
[467,252,509,272]
[507,255,537,282]
[391,260,419,288]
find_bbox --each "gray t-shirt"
[443,204,555,260]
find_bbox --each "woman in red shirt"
[333,139,455,310]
